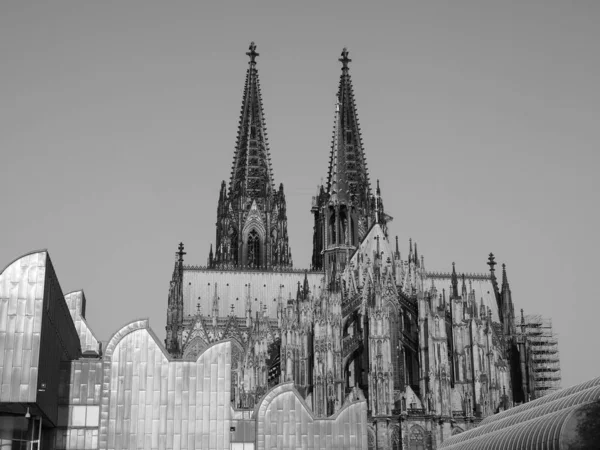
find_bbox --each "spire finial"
[487,253,497,272]
[177,242,186,263]
[247,42,259,64]
[339,47,351,71]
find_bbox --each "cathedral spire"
[212,43,292,269]
[229,41,275,202]
[451,262,459,298]
[501,263,510,290]
[326,48,371,207]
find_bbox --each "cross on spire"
[247,42,259,64]
[196,302,201,314]
[339,47,351,71]
[177,242,186,263]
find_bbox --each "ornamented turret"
[311,48,387,276]
[211,42,292,269]
[165,242,186,357]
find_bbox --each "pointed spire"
[414,242,418,267]
[461,274,467,297]
[229,42,274,201]
[502,263,509,290]
[326,48,371,207]
[209,244,214,267]
[395,236,400,258]
[451,262,459,298]
[303,269,309,299]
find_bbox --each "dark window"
[248,230,260,267]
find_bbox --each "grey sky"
[1,1,598,388]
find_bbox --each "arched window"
[248,230,260,267]
[390,425,401,450]
[409,425,425,450]
[451,427,464,436]
[329,211,336,244]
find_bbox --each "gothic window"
[247,229,260,267]
[390,425,400,450]
[452,427,464,436]
[390,311,402,389]
[340,211,347,244]
[329,212,336,244]
[409,425,425,450]
[367,427,376,450]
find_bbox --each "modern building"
[0,43,561,449]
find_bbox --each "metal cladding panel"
[478,375,600,426]
[0,252,46,404]
[439,405,575,450]
[440,384,600,447]
[100,320,232,450]
[182,268,323,319]
[64,291,101,354]
[255,382,367,450]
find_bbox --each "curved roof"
[480,375,600,426]
[441,385,600,447]
[441,406,578,450]
[440,376,600,450]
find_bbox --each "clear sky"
[1,1,598,388]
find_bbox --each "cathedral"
[0,43,562,450]
[162,43,554,449]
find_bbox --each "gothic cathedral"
[165,43,542,450]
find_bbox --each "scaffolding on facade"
[523,314,562,397]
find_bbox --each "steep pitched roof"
[229,42,275,201]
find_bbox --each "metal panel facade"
[0,251,46,405]
[99,320,232,450]
[0,251,80,425]
[64,291,101,355]
[255,383,367,450]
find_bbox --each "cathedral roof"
[228,42,275,201]
[326,48,371,205]
[350,224,394,266]
[182,267,323,319]
[425,272,500,322]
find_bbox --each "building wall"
[53,359,103,449]
[0,251,79,426]
[98,320,233,450]
[255,383,367,450]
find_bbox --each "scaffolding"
[523,314,561,397]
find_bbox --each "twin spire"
[230,42,369,207]
[216,43,370,271]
